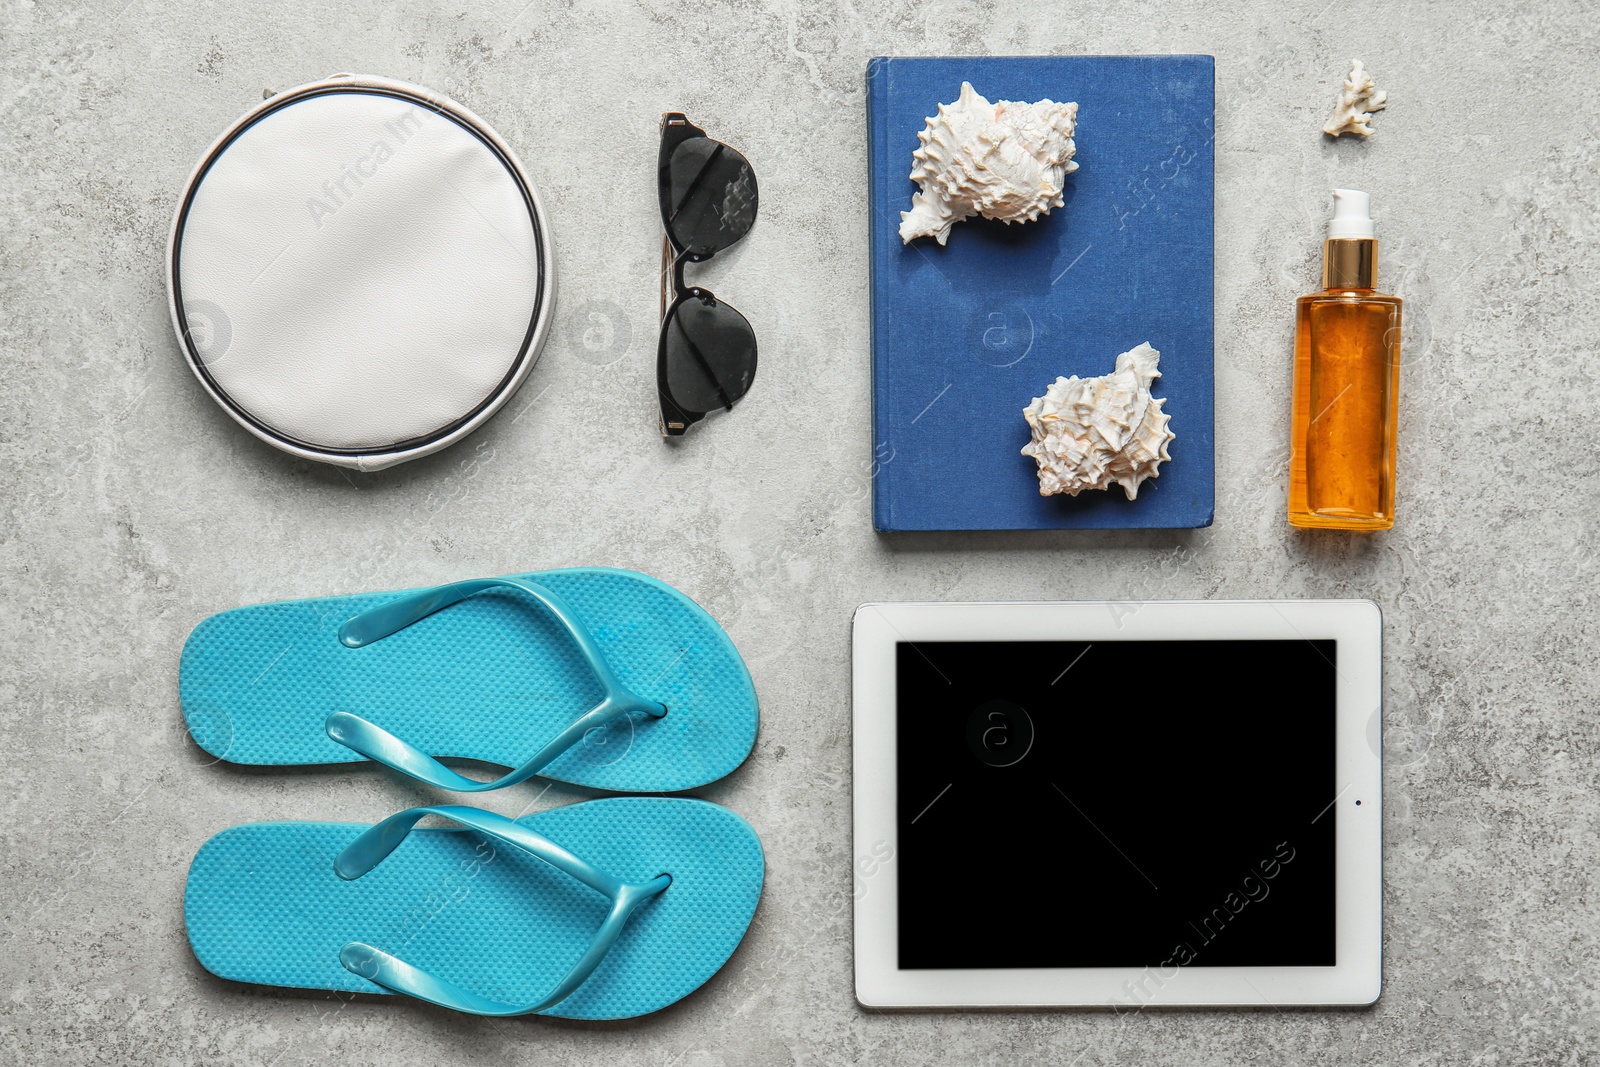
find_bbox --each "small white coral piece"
[1323,59,1387,138]
[899,81,1079,245]
[1021,342,1175,500]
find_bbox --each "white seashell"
[899,81,1079,245]
[1021,342,1175,500]
[1323,59,1387,138]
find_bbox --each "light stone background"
[2,0,1597,1063]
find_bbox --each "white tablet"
[852,600,1382,1009]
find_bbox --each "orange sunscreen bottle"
[1289,189,1402,530]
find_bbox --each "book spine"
[865,57,893,531]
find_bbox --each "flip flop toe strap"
[324,577,668,792]
[334,805,671,1016]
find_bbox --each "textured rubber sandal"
[184,797,764,1018]
[179,568,757,792]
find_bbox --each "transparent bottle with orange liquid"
[1288,189,1402,530]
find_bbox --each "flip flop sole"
[184,797,764,1019]
[179,568,757,792]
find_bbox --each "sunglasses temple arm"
[660,233,672,323]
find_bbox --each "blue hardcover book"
[868,55,1215,531]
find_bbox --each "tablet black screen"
[896,639,1338,970]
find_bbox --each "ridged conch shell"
[1021,342,1175,500]
[1323,59,1387,138]
[899,82,1079,245]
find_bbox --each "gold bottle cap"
[1323,237,1377,290]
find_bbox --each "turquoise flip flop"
[184,797,764,1018]
[179,568,757,793]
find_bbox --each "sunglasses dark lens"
[662,294,757,415]
[662,137,758,257]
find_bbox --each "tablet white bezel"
[852,599,1382,1009]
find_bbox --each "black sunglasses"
[657,113,759,436]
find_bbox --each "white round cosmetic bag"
[167,74,554,470]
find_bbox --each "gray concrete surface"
[3,1,1598,1063]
